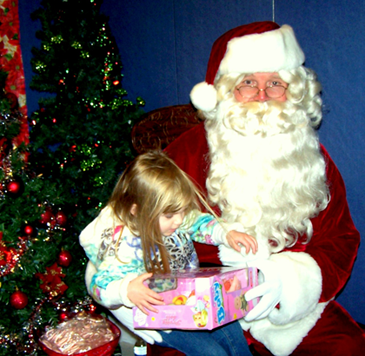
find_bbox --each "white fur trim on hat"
[190,81,217,111]
[219,25,305,75]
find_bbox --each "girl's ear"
[130,204,137,216]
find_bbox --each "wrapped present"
[38,311,120,356]
[133,266,259,330]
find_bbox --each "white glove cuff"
[268,251,322,325]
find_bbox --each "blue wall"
[19,0,365,323]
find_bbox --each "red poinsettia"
[0,232,29,276]
[0,232,15,266]
[35,263,69,298]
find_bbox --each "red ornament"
[24,225,33,235]
[88,303,97,313]
[23,224,36,237]
[10,290,28,309]
[40,208,54,225]
[58,250,72,267]
[59,311,69,322]
[55,211,67,226]
[6,178,24,197]
[8,181,20,193]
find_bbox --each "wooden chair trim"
[131,103,203,154]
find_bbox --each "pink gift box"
[133,266,259,330]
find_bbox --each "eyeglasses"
[236,84,287,99]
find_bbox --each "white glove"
[111,305,163,344]
[244,259,283,322]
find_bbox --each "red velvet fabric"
[204,22,279,86]
[155,122,365,355]
[244,301,365,356]
[165,123,220,266]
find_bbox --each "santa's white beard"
[206,98,329,251]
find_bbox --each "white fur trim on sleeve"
[190,81,217,111]
[268,251,322,325]
[241,302,327,356]
[238,251,325,356]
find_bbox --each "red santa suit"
[153,21,365,356]
[164,121,364,355]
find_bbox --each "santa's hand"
[112,306,163,344]
[244,259,283,322]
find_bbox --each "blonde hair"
[108,151,211,273]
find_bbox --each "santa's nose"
[257,88,269,102]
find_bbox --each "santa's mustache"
[218,99,308,137]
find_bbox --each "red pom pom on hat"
[190,21,305,111]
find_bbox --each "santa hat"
[190,21,305,111]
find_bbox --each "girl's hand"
[226,231,258,254]
[127,272,165,315]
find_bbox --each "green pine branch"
[1,0,144,353]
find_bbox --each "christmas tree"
[0,0,144,354]
[29,0,144,232]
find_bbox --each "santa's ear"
[130,204,138,216]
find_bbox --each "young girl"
[80,151,257,356]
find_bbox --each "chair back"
[131,104,203,154]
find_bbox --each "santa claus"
[163,21,365,355]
